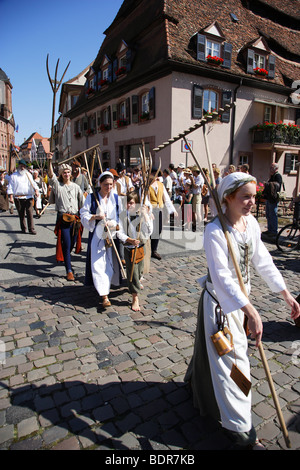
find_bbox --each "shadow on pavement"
[0,379,228,450]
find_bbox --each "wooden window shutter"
[268,55,276,79]
[107,62,113,82]
[113,58,118,81]
[220,91,232,123]
[197,34,206,61]
[192,85,203,119]
[107,106,111,129]
[126,97,131,124]
[132,95,139,123]
[97,71,102,89]
[112,104,118,128]
[149,87,155,119]
[126,49,132,72]
[284,153,293,173]
[223,43,232,69]
[247,49,254,74]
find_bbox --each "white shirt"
[203,214,286,315]
[192,174,204,195]
[7,170,38,199]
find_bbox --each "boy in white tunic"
[185,172,300,449]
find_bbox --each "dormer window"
[195,22,232,69]
[245,37,275,79]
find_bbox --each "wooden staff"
[83,153,126,279]
[46,55,70,153]
[129,144,161,281]
[183,131,291,449]
[96,146,103,174]
[58,144,101,166]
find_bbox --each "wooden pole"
[183,131,291,449]
[83,153,126,279]
[58,144,100,165]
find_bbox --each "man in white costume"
[185,172,300,449]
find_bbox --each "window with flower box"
[245,38,275,78]
[131,88,155,123]
[97,107,111,133]
[112,98,131,128]
[192,85,232,122]
[195,22,232,69]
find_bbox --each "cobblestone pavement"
[0,209,299,451]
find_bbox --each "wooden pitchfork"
[46,54,70,152]
[183,128,291,449]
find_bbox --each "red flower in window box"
[116,66,127,77]
[254,67,268,76]
[99,79,108,87]
[100,124,110,132]
[86,87,95,95]
[206,55,224,65]
[74,132,81,139]
[117,119,127,128]
[86,128,94,136]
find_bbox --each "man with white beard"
[7,159,39,234]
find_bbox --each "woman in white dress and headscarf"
[80,171,122,308]
[185,172,300,449]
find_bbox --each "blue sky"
[0,0,124,146]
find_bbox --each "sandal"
[102,297,111,308]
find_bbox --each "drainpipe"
[229,78,243,165]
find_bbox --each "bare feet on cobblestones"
[131,294,140,311]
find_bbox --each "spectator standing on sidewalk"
[262,163,282,237]
[0,169,9,212]
[7,159,39,234]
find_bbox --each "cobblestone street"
[0,209,299,451]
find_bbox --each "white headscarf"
[58,163,72,175]
[217,172,257,213]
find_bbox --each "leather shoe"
[151,251,161,260]
[102,297,111,308]
[67,272,75,281]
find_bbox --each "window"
[206,40,220,58]
[254,53,265,69]
[203,90,218,114]
[192,85,232,122]
[141,92,149,115]
[103,68,109,81]
[246,49,275,78]
[284,153,298,174]
[132,87,155,123]
[119,54,127,68]
[264,105,272,123]
[196,33,232,68]
[239,155,249,165]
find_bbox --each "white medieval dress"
[185,213,286,433]
[80,191,121,296]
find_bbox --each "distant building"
[64,0,300,196]
[0,68,16,172]
[19,132,50,168]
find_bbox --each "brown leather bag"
[62,213,76,223]
[131,246,144,264]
